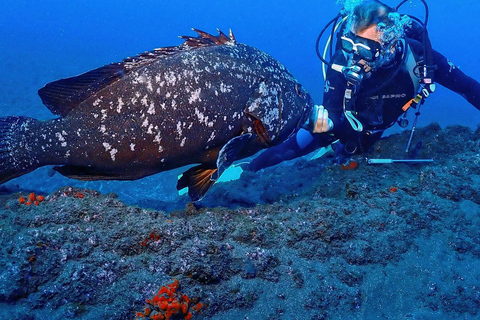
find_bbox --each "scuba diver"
[240,0,480,173]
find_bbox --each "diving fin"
[216,163,247,183]
[309,144,335,161]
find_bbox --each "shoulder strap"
[405,43,421,94]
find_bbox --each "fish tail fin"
[0,116,41,184]
[177,165,218,202]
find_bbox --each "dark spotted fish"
[0,29,313,201]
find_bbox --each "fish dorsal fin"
[179,28,236,48]
[38,28,235,117]
[38,63,126,117]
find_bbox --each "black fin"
[38,64,126,117]
[0,117,40,184]
[177,165,218,202]
[212,133,254,180]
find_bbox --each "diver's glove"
[303,105,334,133]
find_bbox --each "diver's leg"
[433,50,480,109]
[247,128,335,172]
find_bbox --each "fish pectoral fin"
[214,133,254,180]
[177,165,218,202]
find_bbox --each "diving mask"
[340,31,382,62]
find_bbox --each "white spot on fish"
[165,71,177,86]
[55,132,67,147]
[110,149,118,161]
[194,108,208,125]
[117,98,124,113]
[180,137,186,147]
[102,142,118,161]
[130,143,135,151]
[134,74,147,85]
[141,95,148,107]
[176,121,183,136]
[147,124,154,134]
[93,98,102,107]
[154,132,162,144]
[147,103,155,115]
[101,109,108,120]
[100,125,106,133]
[220,82,232,93]
[188,88,202,104]
[207,131,216,142]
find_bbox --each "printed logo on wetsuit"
[447,59,457,73]
[369,93,407,100]
[324,81,335,93]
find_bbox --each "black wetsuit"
[247,37,480,171]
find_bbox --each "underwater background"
[2,1,480,320]
[1,0,479,205]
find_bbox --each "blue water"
[1,0,480,204]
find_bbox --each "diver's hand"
[312,105,334,133]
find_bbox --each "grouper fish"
[0,29,313,201]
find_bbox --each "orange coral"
[141,230,161,247]
[389,187,398,193]
[73,192,85,199]
[135,279,204,320]
[340,161,358,170]
[18,193,45,206]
